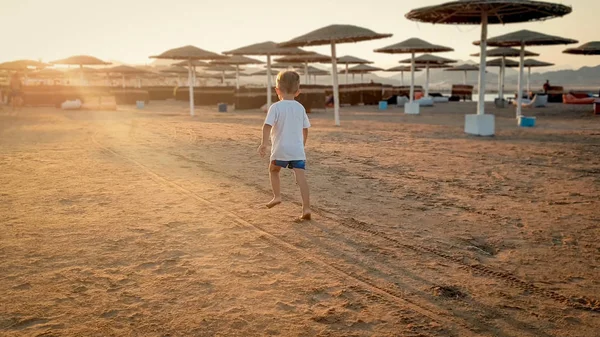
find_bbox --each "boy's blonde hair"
[276,70,300,94]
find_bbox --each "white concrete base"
[465,114,495,136]
[404,102,420,115]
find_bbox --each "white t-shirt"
[264,100,311,161]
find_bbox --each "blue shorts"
[273,160,306,170]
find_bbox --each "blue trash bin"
[378,101,388,110]
[136,101,145,109]
[218,103,227,112]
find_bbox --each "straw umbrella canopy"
[51,55,110,85]
[399,54,456,96]
[444,64,479,84]
[563,41,600,55]
[384,65,422,86]
[270,63,303,70]
[0,59,49,71]
[223,41,310,108]
[375,38,453,112]
[406,0,573,134]
[210,55,263,89]
[337,55,373,85]
[274,52,332,84]
[338,64,383,83]
[471,47,539,100]
[522,59,554,94]
[150,45,227,116]
[278,25,392,126]
[476,30,577,117]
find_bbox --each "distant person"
[9,72,24,111]
[258,70,311,221]
[543,80,550,94]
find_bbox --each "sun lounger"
[563,94,595,105]
[417,97,434,107]
[451,84,473,101]
[514,94,548,108]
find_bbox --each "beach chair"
[450,84,473,101]
[514,94,548,108]
[417,97,434,107]
[563,94,596,105]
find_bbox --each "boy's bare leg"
[293,168,311,219]
[267,162,282,208]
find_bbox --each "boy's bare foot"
[266,198,282,208]
[299,212,311,221]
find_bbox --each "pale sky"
[1,0,598,73]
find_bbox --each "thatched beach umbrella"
[338,64,384,83]
[399,54,456,97]
[337,55,373,85]
[522,59,554,94]
[471,47,539,100]
[278,25,392,126]
[173,60,209,86]
[223,41,310,108]
[204,64,237,84]
[159,65,191,86]
[384,66,422,86]
[406,0,573,135]
[150,45,227,116]
[297,66,330,84]
[375,38,452,114]
[107,65,151,88]
[274,52,332,84]
[210,55,263,89]
[33,68,64,78]
[477,30,577,117]
[485,58,519,95]
[444,64,479,85]
[51,55,110,85]
[563,41,600,55]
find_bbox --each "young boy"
[258,70,311,220]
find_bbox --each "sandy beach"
[1,101,599,336]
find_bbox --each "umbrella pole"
[314,74,317,84]
[476,14,488,115]
[361,73,363,83]
[137,76,141,88]
[463,71,467,85]
[122,74,125,88]
[352,73,355,83]
[79,64,84,86]
[527,66,531,98]
[517,43,525,118]
[236,65,240,90]
[425,64,430,97]
[345,63,349,84]
[188,60,194,117]
[331,41,340,126]
[304,62,309,85]
[267,54,272,108]
[410,52,415,103]
[500,56,505,100]
[401,71,404,86]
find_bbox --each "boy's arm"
[258,124,272,157]
[303,128,308,146]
